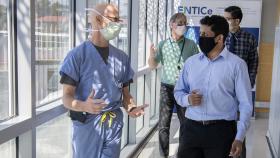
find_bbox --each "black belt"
[186,118,235,126]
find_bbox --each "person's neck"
[230,26,240,34]
[207,44,224,60]
[171,32,183,41]
[90,32,109,47]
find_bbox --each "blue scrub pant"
[72,108,123,158]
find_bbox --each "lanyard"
[169,37,185,70]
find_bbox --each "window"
[137,0,147,68]
[87,0,108,7]
[0,0,13,121]
[136,76,145,132]
[158,0,167,41]
[116,0,128,53]
[36,114,72,158]
[35,0,72,107]
[0,139,16,158]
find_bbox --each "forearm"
[235,108,252,141]
[148,56,158,69]
[62,94,85,112]
[122,90,137,112]
[248,65,258,88]
[248,50,259,87]
[174,90,190,108]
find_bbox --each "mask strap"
[85,8,112,22]
[84,28,99,32]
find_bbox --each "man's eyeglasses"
[104,16,121,22]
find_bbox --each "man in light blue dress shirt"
[174,15,252,158]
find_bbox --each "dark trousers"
[158,83,186,157]
[177,119,237,158]
[240,139,246,158]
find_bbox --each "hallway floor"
[137,115,272,158]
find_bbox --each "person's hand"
[128,104,149,118]
[188,89,203,106]
[150,44,157,58]
[83,89,107,114]
[229,140,243,157]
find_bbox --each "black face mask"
[199,36,217,55]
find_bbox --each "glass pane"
[117,0,129,149]
[117,0,128,53]
[149,71,155,117]
[121,109,128,149]
[137,0,146,68]
[36,114,72,158]
[35,0,71,106]
[0,0,11,120]
[136,76,144,132]
[87,0,108,7]
[0,139,16,158]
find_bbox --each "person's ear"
[170,22,176,29]
[95,15,103,25]
[235,19,241,25]
[215,34,224,43]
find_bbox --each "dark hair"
[200,15,229,42]
[224,6,243,22]
[169,13,187,24]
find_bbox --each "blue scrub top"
[60,40,134,111]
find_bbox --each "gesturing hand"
[150,44,157,58]
[128,104,149,118]
[188,89,203,106]
[83,89,107,114]
[229,140,243,157]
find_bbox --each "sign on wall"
[178,0,262,44]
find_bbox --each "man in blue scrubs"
[174,15,252,158]
[60,3,147,158]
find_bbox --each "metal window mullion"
[8,0,14,117]
[75,0,86,46]
[16,0,36,157]
[128,0,139,144]
[71,0,76,48]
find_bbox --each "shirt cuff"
[235,128,246,142]
[182,94,191,107]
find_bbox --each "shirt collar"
[199,46,229,60]
[229,28,242,38]
[169,36,185,43]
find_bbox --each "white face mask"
[85,8,122,40]
[174,25,187,36]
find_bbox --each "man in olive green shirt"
[148,13,198,157]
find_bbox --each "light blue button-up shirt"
[174,47,252,141]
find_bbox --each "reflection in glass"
[35,0,71,106]
[0,0,11,120]
[36,114,72,158]
[0,139,16,158]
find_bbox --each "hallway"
[138,115,272,158]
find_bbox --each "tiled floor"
[137,115,272,158]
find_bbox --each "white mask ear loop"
[84,8,106,33]
[84,27,99,32]
[85,8,112,22]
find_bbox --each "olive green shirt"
[155,37,198,85]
